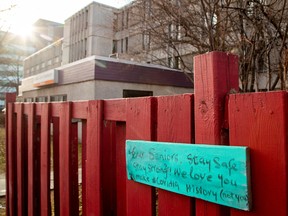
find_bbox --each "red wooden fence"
[6,52,288,216]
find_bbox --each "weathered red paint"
[83,101,103,215]
[229,92,288,216]
[101,121,117,215]
[81,119,87,216]
[157,94,194,216]
[26,103,37,216]
[126,97,156,216]
[104,99,127,121]
[6,52,288,216]
[5,93,16,216]
[52,117,60,216]
[70,121,79,215]
[194,51,238,216]
[40,103,51,216]
[15,103,24,216]
[7,103,17,216]
[58,102,72,216]
[115,122,127,216]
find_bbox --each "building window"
[175,56,181,69]
[126,10,129,28]
[168,57,173,68]
[142,31,150,50]
[50,94,67,102]
[24,97,34,102]
[84,38,87,57]
[144,0,152,20]
[125,37,128,53]
[176,24,181,40]
[113,13,118,31]
[168,56,181,69]
[85,9,89,29]
[112,40,118,53]
[123,89,153,98]
[121,39,124,53]
[35,96,48,102]
[121,11,125,30]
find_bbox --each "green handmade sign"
[126,140,251,211]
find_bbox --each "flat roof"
[57,55,192,88]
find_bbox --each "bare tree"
[0,4,24,101]
[226,0,288,91]
[127,0,288,92]
[0,36,24,95]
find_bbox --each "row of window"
[23,94,67,103]
[112,32,152,54]
[69,39,87,62]
[70,9,89,35]
[25,57,61,77]
[112,37,129,54]
[23,90,153,103]
[114,10,130,31]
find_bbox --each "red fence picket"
[157,94,194,216]
[229,92,288,216]
[194,52,238,216]
[5,52,288,216]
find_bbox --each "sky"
[0,0,133,36]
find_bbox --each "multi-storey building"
[23,38,63,78]
[62,3,115,64]
[32,19,64,50]
[19,1,193,102]
[0,19,64,107]
[23,1,188,78]
[0,31,36,108]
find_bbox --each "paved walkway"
[0,168,82,196]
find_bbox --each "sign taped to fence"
[126,140,251,211]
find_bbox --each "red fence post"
[52,117,60,216]
[82,100,103,216]
[40,103,51,216]
[101,121,117,215]
[6,93,16,216]
[26,103,39,216]
[157,94,194,216]
[229,91,288,216]
[58,102,74,216]
[126,97,156,216]
[194,51,238,216]
[15,103,24,216]
[114,122,126,216]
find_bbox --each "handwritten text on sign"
[126,140,251,211]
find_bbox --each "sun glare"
[1,1,35,38]
[11,22,33,38]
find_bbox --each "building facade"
[0,31,37,108]
[23,1,192,79]
[0,19,64,107]
[20,1,194,101]
[20,55,192,102]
